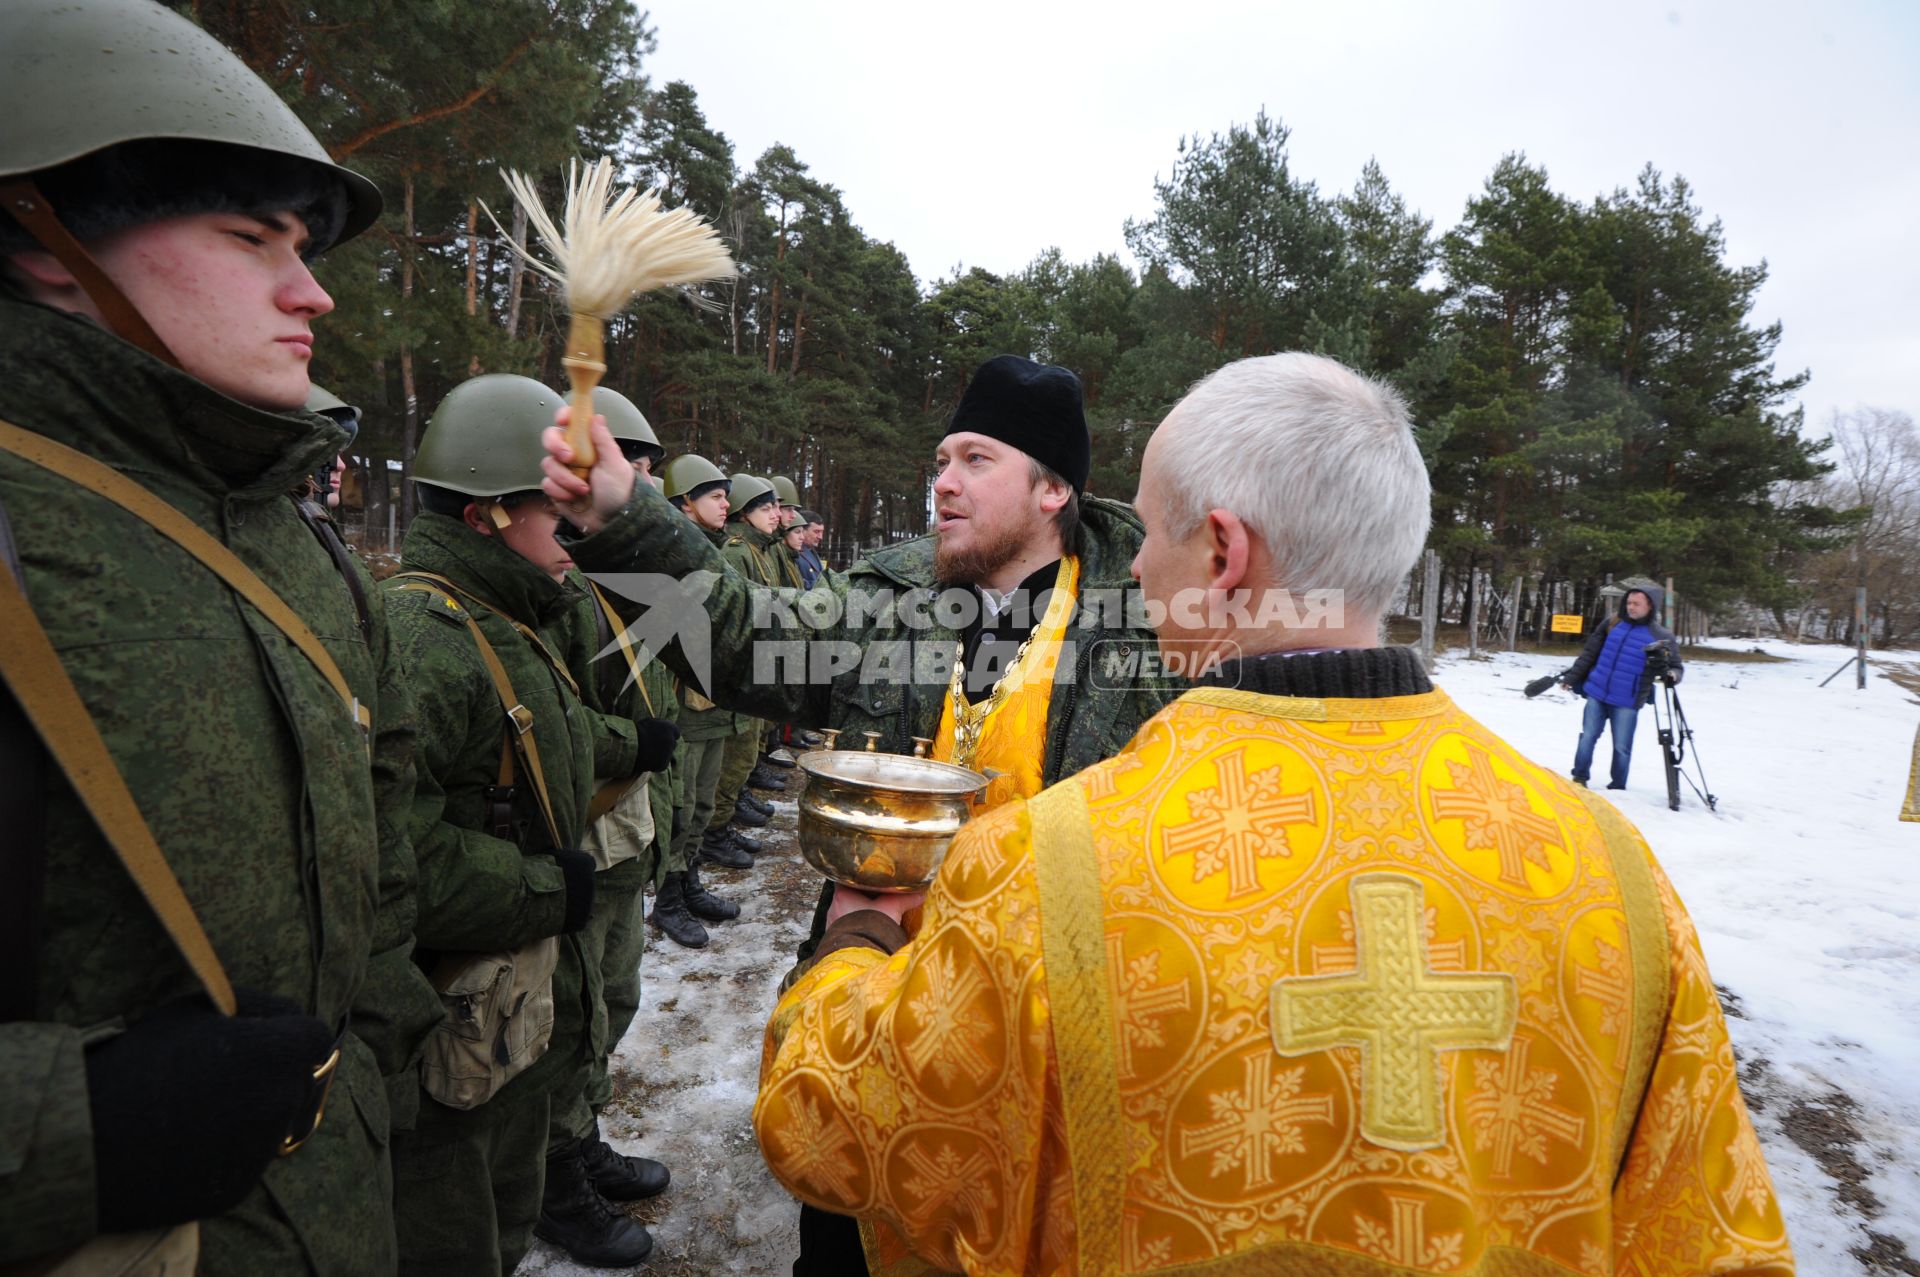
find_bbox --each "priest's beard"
[934,515,1033,587]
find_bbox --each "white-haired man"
[754,353,1793,1276]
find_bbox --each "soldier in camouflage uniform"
[0,2,441,1271]
[542,387,681,1247]
[701,473,788,868]
[659,457,755,927]
[577,408,740,957]
[387,375,676,1272]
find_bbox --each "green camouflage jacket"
[0,294,439,1271]
[564,574,675,877]
[678,522,743,742]
[721,520,788,589]
[567,488,1177,785]
[385,514,620,1105]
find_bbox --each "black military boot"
[763,747,798,768]
[581,1119,671,1201]
[741,790,775,817]
[683,862,739,921]
[534,1139,653,1267]
[648,872,708,949]
[728,826,766,857]
[749,763,789,791]
[732,796,770,828]
[699,829,752,869]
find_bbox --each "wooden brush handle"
[561,313,607,480]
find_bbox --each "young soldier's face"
[488,499,573,582]
[89,210,332,411]
[741,500,782,535]
[687,486,730,530]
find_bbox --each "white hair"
[1156,353,1430,620]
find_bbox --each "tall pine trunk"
[399,175,419,528]
[465,199,481,375]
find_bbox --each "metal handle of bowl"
[971,768,1005,804]
[862,731,881,752]
[911,736,933,758]
[820,728,840,751]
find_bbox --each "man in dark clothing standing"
[1563,581,1685,790]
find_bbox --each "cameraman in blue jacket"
[1562,583,1684,789]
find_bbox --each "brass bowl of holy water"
[795,749,992,893]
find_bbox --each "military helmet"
[727,473,776,518]
[0,0,381,250]
[662,454,729,502]
[593,387,663,462]
[305,383,360,446]
[770,475,800,506]
[412,375,560,498]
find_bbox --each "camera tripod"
[1649,677,1717,812]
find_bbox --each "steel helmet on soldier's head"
[727,473,776,518]
[305,384,360,447]
[0,0,381,253]
[771,475,800,507]
[662,454,729,502]
[411,375,561,499]
[592,386,663,463]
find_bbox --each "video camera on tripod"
[1522,638,1716,812]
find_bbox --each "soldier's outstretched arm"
[548,421,838,727]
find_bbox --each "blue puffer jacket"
[1564,585,1684,707]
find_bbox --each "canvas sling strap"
[585,582,653,824]
[0,420,372,752]
[0,534,237,1017]
[390,575,564,849]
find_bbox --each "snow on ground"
[1438,640,1920,1276]
[522,641,1920,1276]
[518,794,816,1276]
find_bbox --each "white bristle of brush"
[484,158,736,317]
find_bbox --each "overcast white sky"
[641,0,1918,435]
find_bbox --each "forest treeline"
[185,0,1902,628]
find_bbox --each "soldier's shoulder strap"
[0,489,49,1022]
[0,489,237,1018]
[392,574,563,848]
[291,495,371,641]
[0,419,372,746]
[395,569,581,700]
[588,582,654,717]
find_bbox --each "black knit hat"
[948,355,1091,494]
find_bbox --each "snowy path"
[521,641,1920,1276]
[518,795,814,1276]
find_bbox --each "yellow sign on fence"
[1550,614,1584,635]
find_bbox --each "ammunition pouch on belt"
[419,938,560,1110]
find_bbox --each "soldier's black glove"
[554,848,597,932]
[85,989,336,1233]
[632,717,680,774]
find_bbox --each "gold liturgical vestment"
[757,685,1792,1277]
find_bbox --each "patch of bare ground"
[1740,1053,1919,1276]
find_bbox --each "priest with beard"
[540,354,1177,1274]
